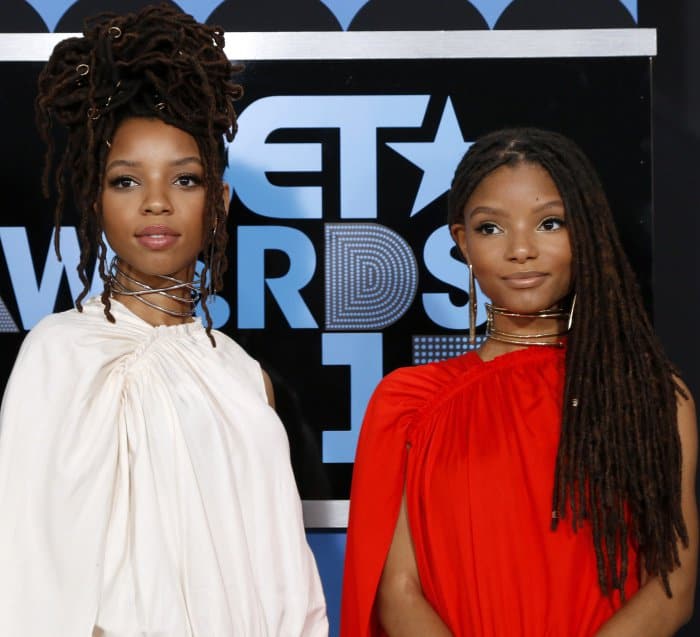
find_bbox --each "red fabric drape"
[341,347,639,637]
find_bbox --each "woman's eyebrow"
[105,156,203,171]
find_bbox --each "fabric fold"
[341,346,638,637]
[0,297,327,637]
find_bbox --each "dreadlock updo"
[448,128,688,598]
[35,3,243,340]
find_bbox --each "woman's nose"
[142,186,171,215]
[506,230,538,263]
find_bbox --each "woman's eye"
[175,174,202,187]
[475,222,502,236]
[110,176,137,188]
[539,217,565,231]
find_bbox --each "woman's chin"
[488,291,570,315]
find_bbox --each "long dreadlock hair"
[448,127,688,598]
[35,3,243,342]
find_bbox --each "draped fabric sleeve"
[341,347,640,637]
[340,363,458,637]
[0,314,118,636]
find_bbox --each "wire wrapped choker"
[485,295,575,347]
[107,257,201,319]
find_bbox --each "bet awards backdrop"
[2,2,690,636]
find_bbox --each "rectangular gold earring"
[469,263,477,346]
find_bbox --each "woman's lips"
[502,271,548,288]
[135,225,180,250]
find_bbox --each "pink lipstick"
[135,225,180,250]
[502,271,548,288]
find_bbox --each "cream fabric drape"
[0,297,327,636]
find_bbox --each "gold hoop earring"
[469,262,477,346]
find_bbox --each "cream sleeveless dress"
[0,297,327,636]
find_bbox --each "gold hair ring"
[108,26,122,39]
[75,63,89,76]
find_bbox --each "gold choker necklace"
[107,257,201,319]
[485,296,575,347]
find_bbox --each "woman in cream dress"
[0,5,327,636]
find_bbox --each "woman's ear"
[221,181,231,216]
[449,223,470,264]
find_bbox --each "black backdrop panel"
[226,57,653,500]
[0,57,652,501]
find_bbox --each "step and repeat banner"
[0,36,655,510]
[1,2,673,635]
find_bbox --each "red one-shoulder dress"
[341,346,639,637]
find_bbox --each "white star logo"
[387,98,472,218]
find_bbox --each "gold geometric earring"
[567,292,577,331]
[468,262,477,346]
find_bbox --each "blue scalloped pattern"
[23,0,637,32]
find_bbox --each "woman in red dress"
[341,128,698,636]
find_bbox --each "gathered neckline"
[473,344,565,368]
[409,344,566,432]
[82,296,204,336]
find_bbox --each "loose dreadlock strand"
[73,201,92,311]
[447,127,688,599]
[194,135,230,347]
[35,3,242,337]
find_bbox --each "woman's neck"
[108,258,199,326]
[478,300,573,361]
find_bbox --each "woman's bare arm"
[262,369,276,409]
[376,492,454,637]
[595,387,698,636]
